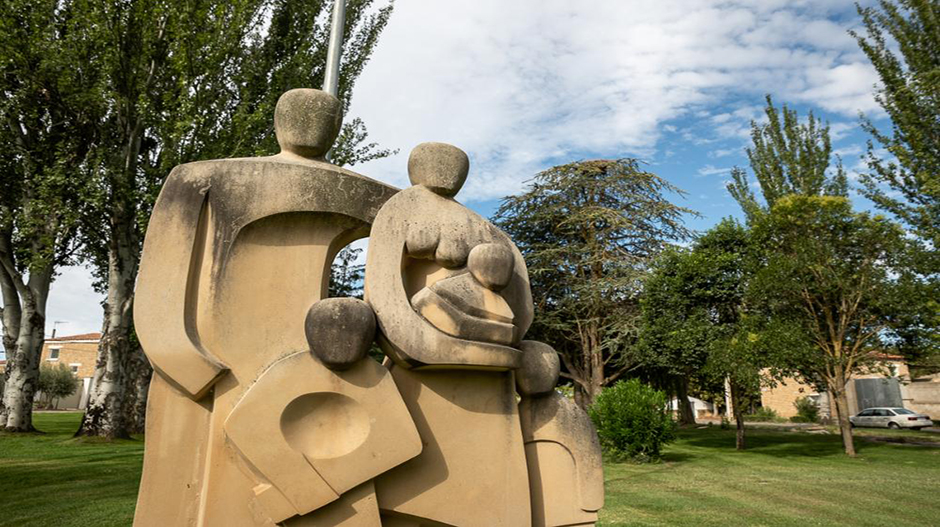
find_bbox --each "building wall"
[41,340,98,379]
[39,335,100,410]
[903,373,940,418]
[761,360,935,419]
[760,377,819,418]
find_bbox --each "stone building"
[761,355,940,419]
[0,333,100,410]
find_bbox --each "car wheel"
[888,422,900,430]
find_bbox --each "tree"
[329,246,365,298]
[73,0,394,439]
[638,246,712,426]
[0,1,100,431]
[37,363,79,409]
[852,0,940,258]
[494,159,694,409]
[640,218,799,448]
[749,195,914,456]
[727,95,847,220]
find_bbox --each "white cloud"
[698,164,732,177]
[40,1,885,336]
[45,265,104,336]
[351,0,878,201]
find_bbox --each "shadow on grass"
[675,428,896,458]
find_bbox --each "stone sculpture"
[134,88,604,526]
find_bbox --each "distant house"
[761,355,940,419]
[0,333,100,410]
[669,396,718,420]
[39,332,100,409]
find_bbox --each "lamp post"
[323,0,347,98]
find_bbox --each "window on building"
[49,347,61,361]
[70,364,80,374]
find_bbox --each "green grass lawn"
[2,413,939,526]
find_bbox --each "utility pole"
[323,0,347,98]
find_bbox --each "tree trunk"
[730,378,746,451]
[0,294,48,432]
[830,369,856,457]
[75,217,140,439]
[122,344,152,435]
[675,376,696,426]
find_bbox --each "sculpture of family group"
[133,88,604,527]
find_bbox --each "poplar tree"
[727,95,848,219]
[74,0,394,439]
[852,0,940,255]
[0,0,101,431]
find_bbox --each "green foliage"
[791,396,820,423]
[64,0,396,293]
[589,379,676,462]
[727,95,847,220]
[852,0,940,252]
[494,159,694,406]
[329,245,365,298]
[36,363,79,409]
[743,407,785,423]
[750,196,914,380]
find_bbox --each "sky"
[42,0,890,339]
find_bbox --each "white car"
[849,407,933,430]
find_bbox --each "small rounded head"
[515,340,560,397]
[468,243,515,291]
[275,89,343,159]
[408,142,469,197]
[305,298,376,370]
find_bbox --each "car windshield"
[892,408,916,415]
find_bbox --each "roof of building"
[47,332,102,342]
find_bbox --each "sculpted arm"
[135,166,227,400]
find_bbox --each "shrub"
[36,363,79,409]
[792,396,819,423]
[589,379,676,462]
[743,407,785,422]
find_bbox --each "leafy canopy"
[728,95,847,220]
[494,159,694,403]
[852,0,940,253]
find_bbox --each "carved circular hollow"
[407,142,469,197]
[516,340,560,396]
[280,393,370,459]
[274,89,343,159]
[467,243,515,291]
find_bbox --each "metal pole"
[323,0,347,98]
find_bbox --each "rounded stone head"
[516,340,561,397]
[305,298,377,370]
[275,88,343,159]
[408,142,469,197]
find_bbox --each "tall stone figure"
[133,88,410,526]
[134,88,605,526]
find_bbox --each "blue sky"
[43,0,891,337]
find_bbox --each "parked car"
[849,407,932,430]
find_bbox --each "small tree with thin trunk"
[749,195,912,457]
[494,159,694,409]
